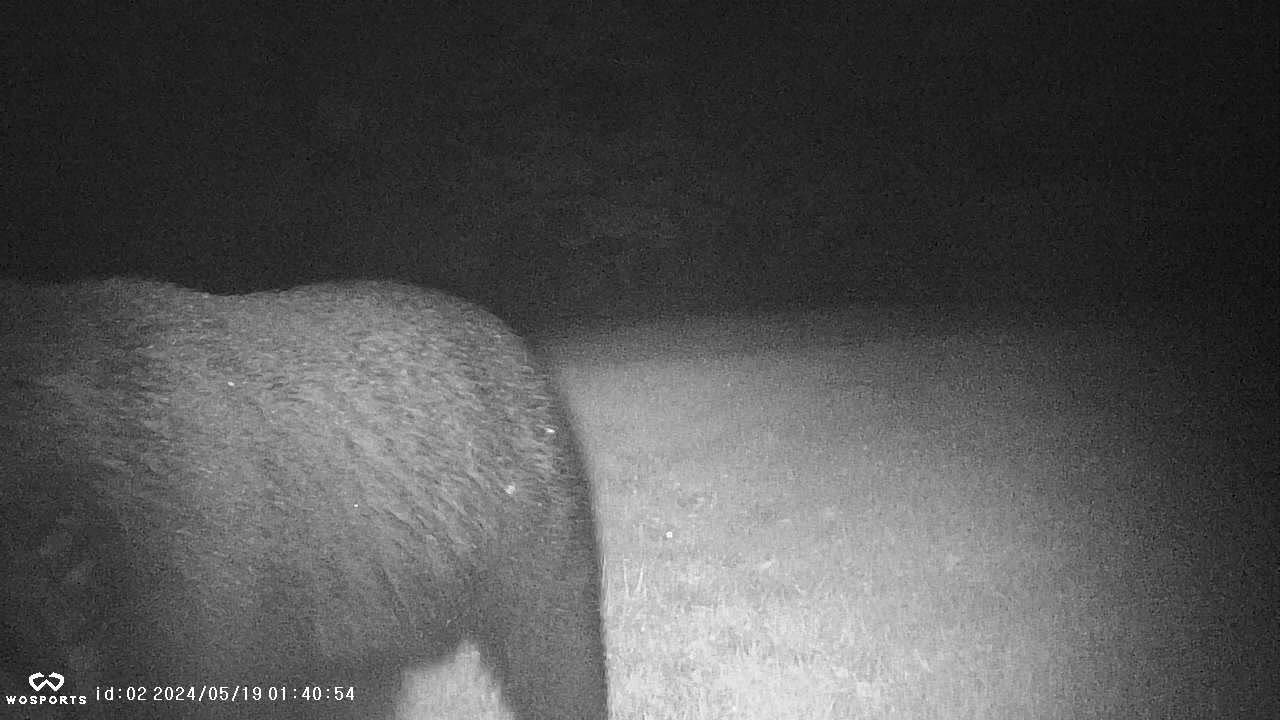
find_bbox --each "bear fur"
[0,279,607,719]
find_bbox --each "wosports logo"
[4,670,88,710]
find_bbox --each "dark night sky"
[3,1,1275,328]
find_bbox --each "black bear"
[0,279,607,720]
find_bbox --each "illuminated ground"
[403,299,1275,719]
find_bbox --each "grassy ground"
[404,299,1276,719]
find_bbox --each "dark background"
[3,1,1275,331]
